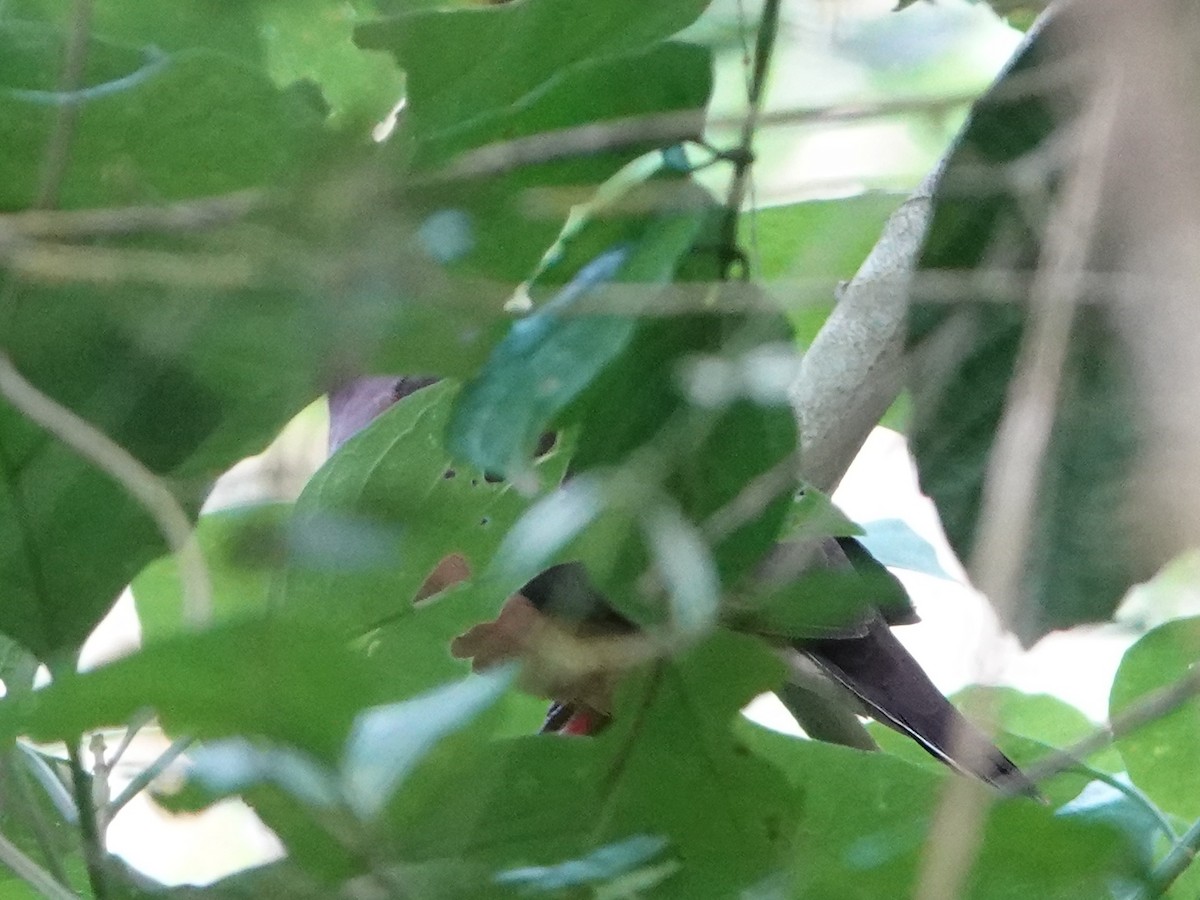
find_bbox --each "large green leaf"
[376,631,800,898]
[280,381,568,643]
[356,0,710,148]
[4,0,401,130]
[0,24,330,210]
[0,618,425,764]
[739,726,1148,898]
[1110,617,1200,821]
[907,9,1143,642]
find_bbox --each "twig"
[0,830,78,900]
[35,0,94,209]
[1140,816,1200,899]
[0,352,212,627]
[106,736,193,820]
[0,190,264,240]
[66,740,107,900]
[718,0,783,278]
[434,93,982,183]
[1016,661,1200,788]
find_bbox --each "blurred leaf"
[858,518,949,580]
[642,502,721,638]
[382,36,714,292]
[494,834,671,893]
[1110,617,1200,821]
[355,0,710,148]
[0,619,422,763]
[341,667,513,819]
[738,726,1148,898]
[5,0,401,130]
[0,23,329,209]
[132,503,290,644]
[782,485,863,542]
[731,569,882,640]
[447,247,634,478]
[0,743,88,898]
[380,631,798,898]
[907,9,1143,643]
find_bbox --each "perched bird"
[327,376,1036,796]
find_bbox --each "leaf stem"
[35,0,95,209]
[1140,816,1200,898]
[0,351,212,627]
[0,830,78,900]
[66,740,108,900]
[106,736,193,820]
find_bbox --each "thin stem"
[0,830,78,900]
[35,0,95,209]
[0,351,212,627]
[6,751,71,885]
[718,0,783,279]
[106,736,193,820]
[1140,816,1200,899]
[65,740,107,900]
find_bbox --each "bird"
[327,375,1037,797]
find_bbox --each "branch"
[789,168,938,493]
[66,741,107,900]
[106,736,193,820]
[1141,816,1200,899]
[0,352,212,627]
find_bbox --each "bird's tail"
[800,620,1038,797]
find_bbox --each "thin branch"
[66,740,107,900]
[0,830,79,900]
[434,94,982,183]
[718,0,783,278]
[1016,661,1200,788]
[0,190,264,240]
[0,352,212,627]
[1140,815,1200,899]
[106,736,193,820]
[35,0,94,209]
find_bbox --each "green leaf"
[132,503,290,645]
[738,727,1148,898]
[1110,617,1200,821]
[280,381,568,642]
[379,631,800,898]
[907,10,1144,642]
[5,0,401,130]
[0,619,422,764]
[341,667,514,819]
[781,485,864,542]
[494,834,671,893]
[0,24,329,209]
[0,742,89,898]
[355,0,710,148]
[448,185,709,478]
[448,246,636,477]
